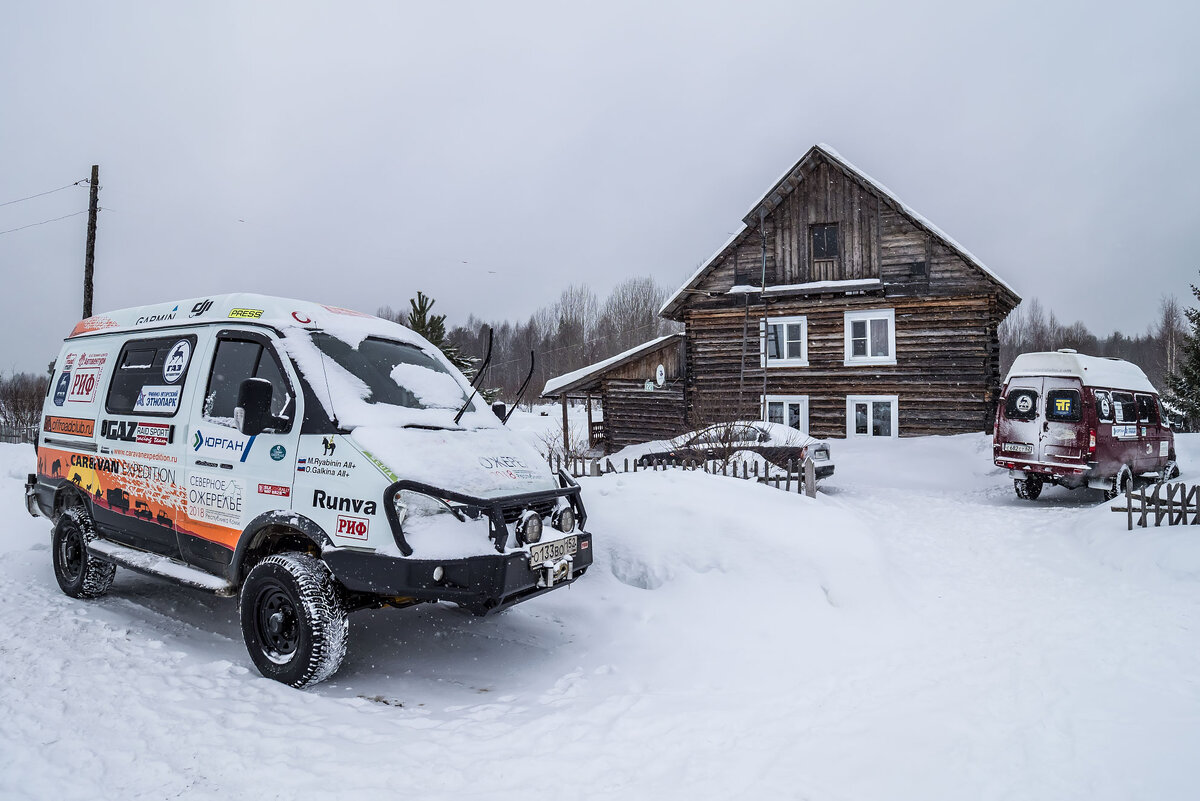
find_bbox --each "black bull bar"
[381,469,587,557]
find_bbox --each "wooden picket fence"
[548,454,819,498]
[1111,482,1199,530]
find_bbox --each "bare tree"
[0,372,47,438]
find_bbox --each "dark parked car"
[636,421,835,479]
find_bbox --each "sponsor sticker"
[228,308,265,319]
[163,340,191,383]
[66,367,102,403]
[187,472,245,528]
[361,449,399,482]
[192,428,256,462]
[270,444,287,461]
[189,299,213,318]
[291,312,312,324]
[335,514,369,540]
[258,483,291,497]
[44,416,95,437]
[1111,424,1137,440]
[321,304,371,318]
[136,422,174,446]
[1015,395,1034,414]
[53,372,71,406]
[70,316,119,337]
[1162,441,1170,457]
[135,306,179,326]
[134,385,182,412]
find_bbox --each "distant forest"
[998,295,1185,394]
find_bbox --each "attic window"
[910,261,927,277]
[812,224,839,259]
[811,223,839,281]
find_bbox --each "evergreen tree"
[405,291,474,375]
[1164,272,1200,424]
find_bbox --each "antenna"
[318,347,339,429]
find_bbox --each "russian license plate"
[529,535,578,567]
[1002,442,1033,453]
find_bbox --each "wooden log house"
[659,143,1021,439]
[541,333,686,453]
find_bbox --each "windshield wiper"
[501,351,535,425]
[453,327,492,425]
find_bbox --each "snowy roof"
[660,144,1020,320]
[728,278,882,296]
[1005,351,1159,394]
[541,333,684,397]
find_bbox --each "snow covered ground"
[2,433,1199,800]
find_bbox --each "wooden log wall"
[685,294,1003,438]
[602,378,686,452]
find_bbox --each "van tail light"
[1088,428,1096,455]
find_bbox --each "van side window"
[1111,392,1137,424]
[203,338,292,429]
[1045,389,1082,423]
[1136,395,1159,425]
[1004,389,1038,421]
[1094,390,1114,423]
[105,335,197,417]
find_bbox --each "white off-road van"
[26,294,591,687]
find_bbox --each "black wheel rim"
[254,580,300,662]
[57,526,83,584]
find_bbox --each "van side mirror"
[491,401,507,421]
[236,378,274,436]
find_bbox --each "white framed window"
[760,316,809,367]
[844,309,896,366]
[763,395,809,433]
[846,395,898,437]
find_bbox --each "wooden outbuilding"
[659,143,1021,439]
[541,333,686,454]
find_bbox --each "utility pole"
[82,164,99,318]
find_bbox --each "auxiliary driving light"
[519,511,543,544]
[552,506,576,534]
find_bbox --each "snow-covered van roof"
[68,293,408,343]
[1004,351,1158,394]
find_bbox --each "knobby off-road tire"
[52,507,116,599]
[1103,465,1134,502]
[239,553,348,688]
[1014,475,1043,501]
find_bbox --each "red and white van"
[993,350,1179,500]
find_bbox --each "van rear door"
[998,377,1043,462]
[1041,378,1085,465]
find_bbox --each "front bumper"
[323,531,593,615]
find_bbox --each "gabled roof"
[541,333,684,397]
[660,144,1019,320]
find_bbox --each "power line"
[0,210,89,237]
[0,180,87,209]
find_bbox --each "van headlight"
[518,510,543,544]
[552,506,575,534]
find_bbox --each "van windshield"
[309,333,471,411]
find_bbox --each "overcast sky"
[2,0,1198,373]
